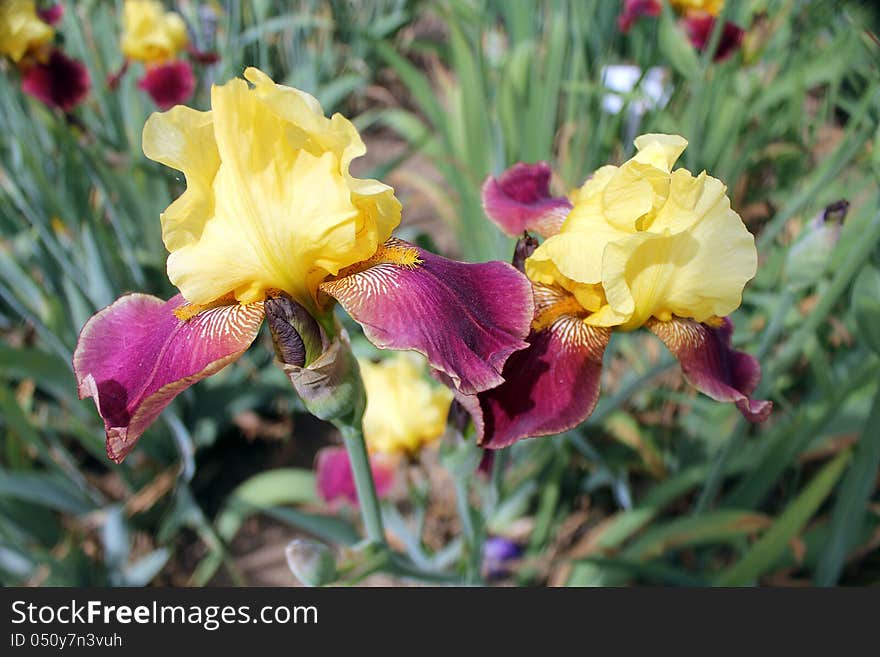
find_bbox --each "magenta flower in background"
[481,161,572,239]
[136,59,195,109]
[315,447,396,509]
[20,48,91,112]
[36,3,64,25]
[617,0,661,33]
[682,13,745,61]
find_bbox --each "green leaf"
[814,384,880,585]
[215,468,319,542]
[852,265,880,356]
[715,449,851,586]
[657,8,700,80]
[624,511,771,561]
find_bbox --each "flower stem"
[340,424,386,547]
[455,476,483,585]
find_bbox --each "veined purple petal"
[138,60,195,110]
[21,48,90,112]
[74,294,265,463]
[482,162,572,238]
[457,284,611,448]
[647,316,772,422]
[315,446,396,509]
[321,238,533,395]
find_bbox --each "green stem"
[340,425,386,547]
[455,477,483,584]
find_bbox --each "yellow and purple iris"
[112,0,207,110]
[73,67,532,463]
[471,134,771,448]
[0,0,90,111]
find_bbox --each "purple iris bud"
[483,537,523,579]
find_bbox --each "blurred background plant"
[1,0,879,586]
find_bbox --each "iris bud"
[285,539,336,587]
[784,200,848,291]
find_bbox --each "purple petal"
[315,446,396,509]
[457,284,611,448]
[647,316,772,422]
[21,48,91,112]
[482,162,572,238]
[321,238,533,395]
[138,60,195,110]
[73,294,265,462]
[37,4,64,25]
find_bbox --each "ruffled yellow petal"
[360,353,453,456]
[142,68,400,313]
[599,189,756,331]
[143,106,219,252]
[523,133,756,331]
[632,134,688,172]
[121,0,189,64]
[0,0,53,62]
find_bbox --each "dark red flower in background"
[137,60,195,110]
[21,48,91,112]
[683,13,745,61]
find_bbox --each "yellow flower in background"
[142,66,401,315]
[0,0,53,62]
[669,0,724,16]
[527,134,756,331]
[121,0,188,64]
[359,353,453,456]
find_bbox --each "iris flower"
[617,0,743,62]
[315,447,396,509]
[114,0,198,109]
[0,0,90,111]
[0,0,53,63]
[469,134,771,448]
[74,67,532,463]
[358,353,453,457]
[315,353,451,507]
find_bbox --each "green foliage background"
[1,0,879,586]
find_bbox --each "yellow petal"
[143,69,400,311]
[143,106,219,252]
[633,134,688,172]
[600,193,756,331]
[601,161,670,230]
[523,133,755,330]
[121,0,189,64]
[0,0,53,62]
[669,0,724,17]
[360,353,453,456]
